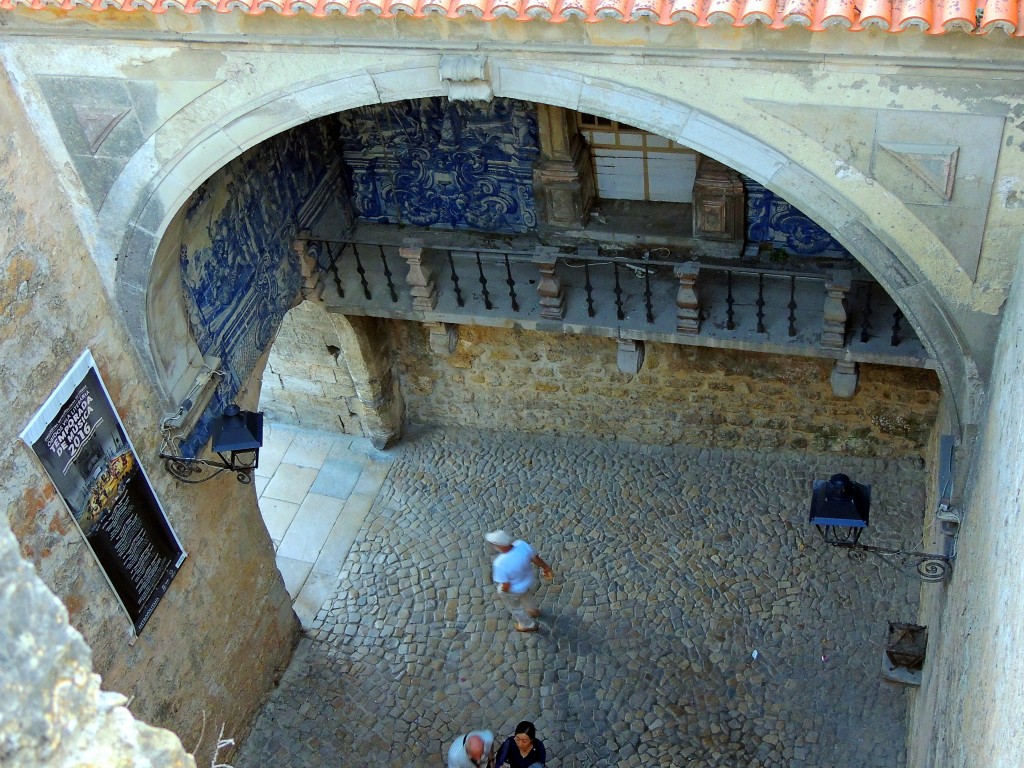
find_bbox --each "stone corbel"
[617,339,645,375]
[439,55,492,102]
[830,358,859,399]
[429,322,459,355]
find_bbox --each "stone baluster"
[675,262,701,335]
[822,270,852,349]
[399,241,436,312]
[534,246,565,320]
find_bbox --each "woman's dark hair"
[514,721,536,740]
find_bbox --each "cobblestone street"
[236,426,924,768]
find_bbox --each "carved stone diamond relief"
[72,105,133,156]
[873,143,959,204]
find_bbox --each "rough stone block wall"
[1,71,297,759]
[259,300,362,433]
[0,519,195,768]
[907,251,1024,768]
[392,323,940,458]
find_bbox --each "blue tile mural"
[177,119,339,456]
[338,97,539,233]
[743,177,852,259]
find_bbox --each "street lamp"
[160,404,264,484]
[808,473,952,583]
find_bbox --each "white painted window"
[578,114,697,203]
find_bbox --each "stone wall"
[907,248,1024,767]
[0,67,297,758]
[390,323,940,458]
[260,300,363,431]
[0,519,194,768]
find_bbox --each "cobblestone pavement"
[236,426,924,768]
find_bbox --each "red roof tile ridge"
[1,0,1021,36]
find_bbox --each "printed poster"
[21,350,186,635]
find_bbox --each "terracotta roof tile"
[1,0,1021,35]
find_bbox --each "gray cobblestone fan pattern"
[237,427,923,768]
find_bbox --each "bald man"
[447,729,494,768]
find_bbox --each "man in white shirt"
[485,529,554,632]
[447,729,494,768]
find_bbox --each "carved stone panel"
[692,157,745,245]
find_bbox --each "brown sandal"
[515,624,538,632]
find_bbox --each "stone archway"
[108,56,983,446]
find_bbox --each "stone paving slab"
[309,459,365,499]
[236,426,923,768]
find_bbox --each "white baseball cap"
[484,529,513,546]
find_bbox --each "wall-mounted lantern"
[809,473,952,583]
[160,405,263,485]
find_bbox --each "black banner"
[21,351,186,635]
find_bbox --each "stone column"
[400,241,437,312]
[534,245,565,320]
[692,156,745,244]
[532,104,597,231]
[675,262,701,335]
[822,270,852,349]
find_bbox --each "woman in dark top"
[495,721,546,768]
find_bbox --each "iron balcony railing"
[302,238,930,368]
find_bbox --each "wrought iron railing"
[303,238,925,361]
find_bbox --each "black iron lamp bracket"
[831,541,953,583]
[159,452,256,485]
[809,473,953,583]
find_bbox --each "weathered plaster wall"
[0,66,297,756]
[392,323,940,458]
[908,248,1024,768]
